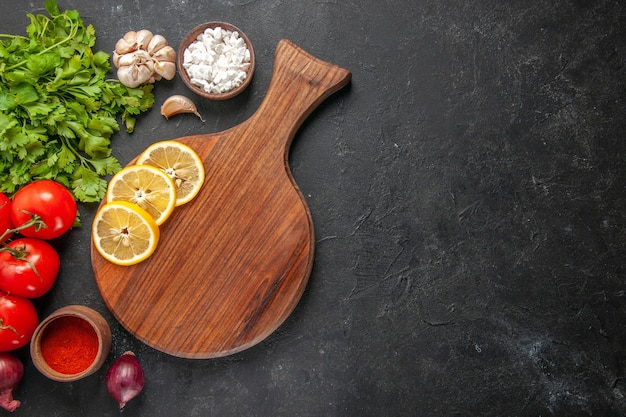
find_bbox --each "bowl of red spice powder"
[30,305,112,382]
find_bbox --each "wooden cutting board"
[91,39,351,359]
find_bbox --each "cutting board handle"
[246,39,352,152]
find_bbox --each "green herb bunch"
[0,0,154,202]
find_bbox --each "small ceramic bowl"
[30,305,112,382]
[177,21,255,100]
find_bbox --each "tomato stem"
[0,243,42,280]
[0,211,48,243]
[0,214,48,279]
[0,319,21,338]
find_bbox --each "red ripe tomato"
[11,180,77,240]
[0,238,60,298]
[0,292,38,351]
[0,193,12,243]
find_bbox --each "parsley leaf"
[0,0,154,202]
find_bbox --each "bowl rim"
[30,305,112,382]
[177,21,255,101]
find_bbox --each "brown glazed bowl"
[177,21,255,100]
[30,305,112,382]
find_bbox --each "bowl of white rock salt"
[177,22,255,100]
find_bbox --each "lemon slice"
[92,201,160,266]
[136,140,205,206]
[106,164,177,225]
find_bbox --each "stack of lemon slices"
[92,141,205,266]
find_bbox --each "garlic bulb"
[113,30,176,88]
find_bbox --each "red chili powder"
[40,316,99,375]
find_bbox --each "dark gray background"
[2,0,626,416]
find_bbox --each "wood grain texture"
[91,39,351,358]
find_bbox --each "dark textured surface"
[2,0,626,416]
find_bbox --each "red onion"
[0,352,23,412]
[105,351,145,410]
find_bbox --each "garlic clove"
[117,64,154,88]
[115,31,137,54]
[123,31,138,43]
[114,39,134,55]
[147,35,168,55]
[135,30,154,51]
[151,45,176,63]
[117,52,139,67]
[133,50,152,63]
[154,61,176,80]
[161,95,205,122]
[145,60,155,73]
[117,66,140,88]
[112,52,122,68]
[135,65,154,85]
